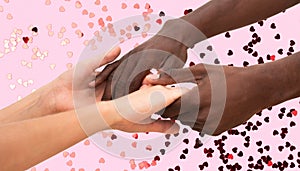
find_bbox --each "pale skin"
[0,47,186,171]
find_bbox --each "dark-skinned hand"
[143,63,274,135]
[94,35,188,100]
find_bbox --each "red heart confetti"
[156,18,162,25]
[22,37,29,43]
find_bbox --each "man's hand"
[94,35,188,100]
[143,64,279,135]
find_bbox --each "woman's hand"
[0,43,188,170]
[45,47,121,114]
[101,85,188,133]
[0,85,187,171]
[0,47,121,124]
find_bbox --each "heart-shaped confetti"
[9,84,16,90]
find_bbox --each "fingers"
[89,47,121,88]
[143,69,176,85]
[95,82,106,102]
[159,86,200,118]
[157,98,182,118]
[139,84,151,90]
[111,54,160,99]
[112,85,189,123]
[92,60,121,88]
[98,46,121,68]
[83,46,121,71]
[128,70,150,93]
[75,47,121,87]
[120,120,180,134]
[143,67,201,86]
[101,75,113,100]
[130,86,189,116]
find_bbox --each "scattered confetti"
[59,6,65,12]
[121,3,127,9]
[1,1,299,171]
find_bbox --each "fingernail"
[146,74,160,80]
[165,84,176,88]
[150,68,158,75]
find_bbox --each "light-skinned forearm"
[0,85,54,124]
[0,103,111,171]
[0,85,184,171]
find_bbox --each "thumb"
[75,47,121,86]
[83,46,121,71]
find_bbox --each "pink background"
[0,0,299,170]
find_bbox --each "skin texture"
[180,0,300,41]
[95,0,300,100]
[0,47,121,124]
[0,47,186,171]
[0,85,184,171]
[143,52,300,135]
[96,0,300,135]
[1,0,299,169]
[95,35,188,100]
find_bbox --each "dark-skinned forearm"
[252,52,300,109]
[178,0,300,43]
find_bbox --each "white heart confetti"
[9,84,16,90]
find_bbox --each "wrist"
[157,18,207,48]
[152,34,188,62]
[71,101,118,136]
[97,101,121,129]
[37,83,59,114]
[0,85,52,124]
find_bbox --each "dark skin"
[96,35,188,100]
[96,0,300,135]
[143,52,300,135]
